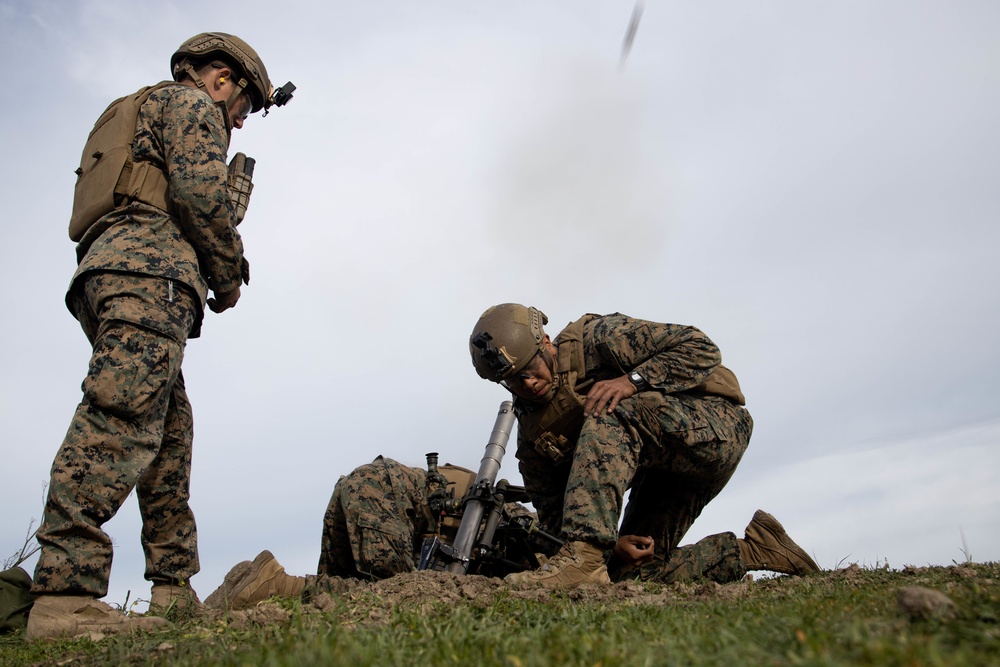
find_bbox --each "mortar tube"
[446,400,516,574]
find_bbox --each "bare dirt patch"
[196,562,1000,633]
[205,568,766,631]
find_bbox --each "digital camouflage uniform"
[317,457,438,581]
[308,457,478,595]
[33,83,243,597]
[514,314,754,585]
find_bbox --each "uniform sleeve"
[515,434,569,534]
[160,89,244,294]
[587,314,722,394]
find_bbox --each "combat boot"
[504,541,611,589]
[25,595,169,641]
[204,550,306,610]
[149,581,202,616]
[739,509,820,575]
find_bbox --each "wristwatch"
[628,370,649,391]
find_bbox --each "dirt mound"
[195,562,1000,632]
[208,569,764,630]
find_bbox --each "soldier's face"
[504,340,557,403]
[223,91,253,131]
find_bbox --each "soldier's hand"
[207,286,241,313]
[227,152,255,225]
[614,535,655,565]
[583,375,637,416]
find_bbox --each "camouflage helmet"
[170,32,272,113]
[470,304,548,382]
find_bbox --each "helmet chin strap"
[214,101,235,139]
[177,61,243,135]
[224,76,250,111]
[217,78,249,135]
[178,62,208,91]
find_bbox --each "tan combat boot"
[739,509,820,575]
[25,595,170,641]
[149,581,202,616]
[204,550,306,610]
[504,541,611,589]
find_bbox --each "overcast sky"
[2,0,998,608]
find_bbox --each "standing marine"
[469,304,820,589]
[26,32,294,641]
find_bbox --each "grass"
[3,562,998,666]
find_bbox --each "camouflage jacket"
[69,82,243,337]
[514,313,726,533]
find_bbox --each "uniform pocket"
[83,322,179,418]
[666,407,721,446]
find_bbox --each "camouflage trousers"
[32,271,199,597]
[317,457,433,581]
[563,394,753,565]
[610,531,746,585]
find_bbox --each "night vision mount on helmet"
[470,304,548,383]
[170,32,295,115]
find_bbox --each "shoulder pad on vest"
[554,314,597,376]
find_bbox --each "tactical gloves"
[227,152,255,225]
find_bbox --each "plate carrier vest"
[68,82,176,241]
